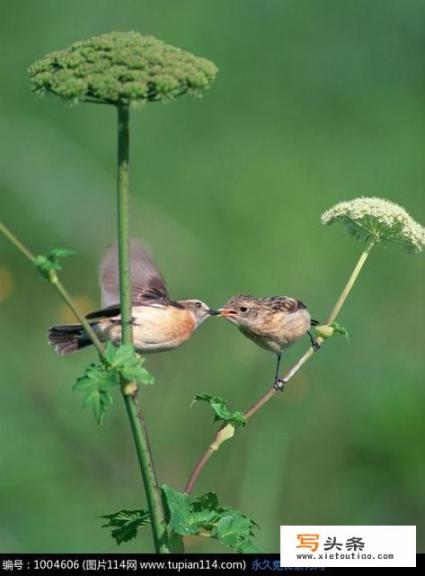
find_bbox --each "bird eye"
[195,301,202,309]
[239,306,248,313]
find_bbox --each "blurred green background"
[0,0,424,553]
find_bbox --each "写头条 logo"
[281,525,416,567]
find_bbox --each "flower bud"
[210,424,235,451]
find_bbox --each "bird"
[48,240,218,356]
[217,295,319,389]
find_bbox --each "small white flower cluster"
[321,197,425,254]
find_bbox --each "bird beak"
[217,308,237,317]
[208,308,220,316]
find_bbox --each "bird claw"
[308,330,320,351]
[273,377,286,392]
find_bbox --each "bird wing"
[85,303,122,321]
[100,239,170,307]
[263,296,306,313]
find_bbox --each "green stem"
[327,239,375,324]
[0,221,35,262]
[116,104,169,554]
[184,240,376,495]
[117,105,132,345]
[50,275,105,358]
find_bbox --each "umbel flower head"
[321,197,425,254]
[28,31,218,106]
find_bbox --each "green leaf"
[106,343,155,385]
[215,513,250,544]
[161,485,259,552]
[192,491,220,512]
[192,393,246,428]
[330,321,350,340]
[102,509,151,545]
[237,538,260,553]
[213,509,259,553]
[34,247,75,278]
[161,484,195,535]
[49,248,76,258]
[74,360,119,424]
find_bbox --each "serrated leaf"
[110,344,135,366]
[161,485,259,552]
[73,377,96,392]
[74,360,119,424]
[192,394,246,428]
[161,484,194,535]
[216,515,242,546]
[214,512,258,553]
[102,509,151,545]
[83,388,100,408]
[191,491,220,512]
[107,344,154,386]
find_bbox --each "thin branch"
[184,447,215,495]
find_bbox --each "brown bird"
[48,241,218,356]
[218,295,319,389]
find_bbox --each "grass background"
[0,0,424,552]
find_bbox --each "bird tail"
[48,324,92,356]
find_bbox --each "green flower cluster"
[321,197,425,254]
[28,31,218,105]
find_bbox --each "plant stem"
[0,221,35,262]
[116,104,169,553]
[184,240,375,494]
[0,220,104,357]
[117,105,132,345]
[184,447,215,495]
[327,239,375,324]
[50,275,105,358]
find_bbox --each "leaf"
[330,321,350,340]
[161,485,259,552]
[237,538,260,553]
[34,247,75,278]
[161,484,195,535]
[192,393,246,428]
[102,509,151,545]
[191,491,220,512]
[49,248,76,258]
[106,343,155,385]
[189,491,222,531]
[74,360,119,424]
[214,510,259,553]
[215,513,250,544]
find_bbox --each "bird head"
[179,299,219,326]
[217,295,260,329]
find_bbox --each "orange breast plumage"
[130,305,196,352]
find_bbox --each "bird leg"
[273,353,285,391]
[308,330,320,351]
